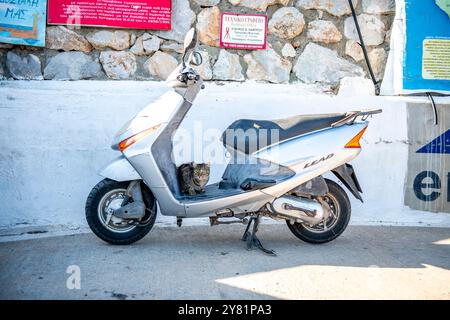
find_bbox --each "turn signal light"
[345,126,368,149]
[118,124,161,152]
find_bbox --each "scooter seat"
[221,113,348,154]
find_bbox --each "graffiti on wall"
[0,0,47,47]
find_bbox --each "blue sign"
[404,0,450,93]
[0,0,47,47]
[417,129,450,154]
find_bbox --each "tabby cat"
[178,162,210,195]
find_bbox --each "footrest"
[219,179,237,190]
[240,178,276,191]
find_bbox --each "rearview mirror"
[189,51,203,66]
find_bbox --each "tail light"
[118,124,161,152]
[345,126,368,149]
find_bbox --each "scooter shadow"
[132,223,450,270]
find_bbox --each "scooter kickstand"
[242,215,276,256]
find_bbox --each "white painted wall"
[1,80,449,230]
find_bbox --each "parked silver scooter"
[86,29,381,254]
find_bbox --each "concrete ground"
[0,225,449,300]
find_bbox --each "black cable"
[405,92,449,126]
[348,0,381,95]
[426,92,438,125]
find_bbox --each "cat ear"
[192,162,197,168]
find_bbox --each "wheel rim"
[97,188,137,233]
[302,193,341,233]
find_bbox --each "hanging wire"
[348,0,381,95]
[426,92,438,125]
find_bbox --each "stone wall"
[0,0,395,89]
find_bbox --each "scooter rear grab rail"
[331,109,382,127]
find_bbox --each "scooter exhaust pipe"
[270,195,325,225]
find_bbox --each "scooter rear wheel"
[85,178,157,245]
[286,179,351,244]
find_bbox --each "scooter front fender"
[100,155,142,182]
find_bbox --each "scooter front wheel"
[287,179,351,244]
[85,178,157,245]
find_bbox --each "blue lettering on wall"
[413,171,441,202]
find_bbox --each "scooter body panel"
[99,155,142,182]
[183,190,274,217]
[260,148,361,198]
[254,122,367,171]
[112,91,184,150]
[253,123,366,198]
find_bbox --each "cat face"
[193,163,210,185]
